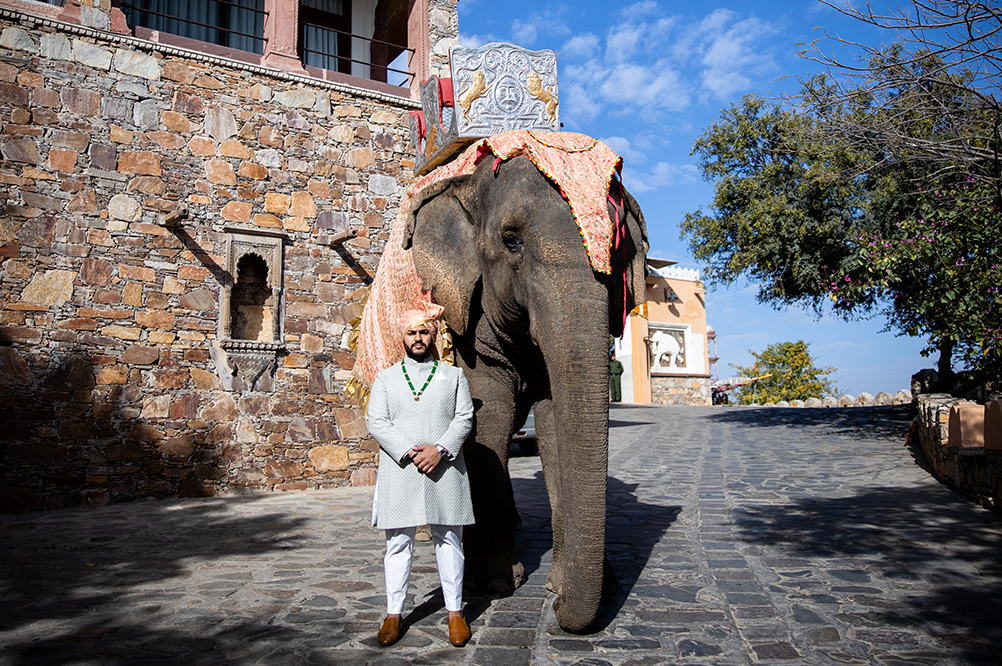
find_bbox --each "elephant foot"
[552,594,599,634]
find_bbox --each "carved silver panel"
[449,42,559,136]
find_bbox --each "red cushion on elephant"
[438,78,454,108]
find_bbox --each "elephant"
[401,147,649,633]
[651,329,682,368]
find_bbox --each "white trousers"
[384,524,464,614]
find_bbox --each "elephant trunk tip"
[553,595,601,634]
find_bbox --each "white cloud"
[459,32,497,48]
[511,19,538,46]
[561,60,605,122]
[621,161,699,193]
[699,17,777,99]
[599,135,646,164]
[699,7,735,33]
[599,62,688,110]
[561,33,600,59]
[473,5,780,193]
[620,0,660,18]
[605,22,647,63]
[555,5,777,128]
[510,7,571,47]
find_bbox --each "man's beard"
[405,340,431,361]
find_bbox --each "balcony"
[120,0,415,96]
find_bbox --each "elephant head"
[403,151,648,632]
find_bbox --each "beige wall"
[620,273,710,405]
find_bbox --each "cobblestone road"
[3,404,1002,665]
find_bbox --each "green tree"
[833,178,1002,382]
[803,44,1001,383]
[682,48,1001,385]
[732,341,839,405]
[680,95,875,312]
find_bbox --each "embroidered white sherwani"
[368,356,475,529]
[367,355,475,615]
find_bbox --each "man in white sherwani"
[367,309,475,648]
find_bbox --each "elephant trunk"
[534,283,609,633]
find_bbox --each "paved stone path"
[3,404,1002,665]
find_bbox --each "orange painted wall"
[626,275,709,404]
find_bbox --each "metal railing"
[119,4,413,87]
[121,1,267,54]
[301,22,413,87]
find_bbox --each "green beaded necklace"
[401,360,438,401]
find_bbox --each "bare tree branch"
[789,1,1001,200]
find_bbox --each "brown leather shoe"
[377,615,401,646]
[448,614,471,647]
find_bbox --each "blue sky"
[456,0,932,396]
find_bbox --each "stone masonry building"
[0,0,458,512]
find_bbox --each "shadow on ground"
[598,475,681,631]
[708,405,913,441]
[509,468,680,633]
[0,495,354,665]
[732,480,1002,665]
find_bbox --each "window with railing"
[122,0,266,55]
[300,0,351,74]
[300,0,411,87]
[117,0,414,90]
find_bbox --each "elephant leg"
[533,397,567,596]
[461,369,525,593]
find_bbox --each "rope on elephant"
[347,130,622,412]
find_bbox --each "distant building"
[615,259,713,406]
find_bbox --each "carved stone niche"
[210,227,287,392]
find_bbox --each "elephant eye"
[502,233,523,253]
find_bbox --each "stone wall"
[915,394,1002,515]
[749,390,912,408]
[0,14,427,512]
[651,376,712,406]
[428,0,459,79]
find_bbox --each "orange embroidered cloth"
[349,131,622,402]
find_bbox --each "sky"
[456,0,932,396]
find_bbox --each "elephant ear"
[403,175,481,336]
[622,187,650,313]
[608,184,650,337]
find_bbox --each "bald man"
[367,310,475,647]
